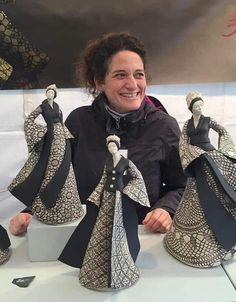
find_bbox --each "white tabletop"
[222,257,236,290]
[0,225,235,302]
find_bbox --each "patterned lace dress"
[59,156,150,290]
[8,100,84,224]
[164,116,236,267]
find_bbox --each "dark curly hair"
[75,32,147,95]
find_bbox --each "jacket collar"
[92,92,158,135]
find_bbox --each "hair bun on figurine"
[46,83,57,98]
[186,91,203,112]
[106,134,121,148]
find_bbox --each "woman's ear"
[94,79,104,92]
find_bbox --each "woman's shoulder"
[66,105,93,121]
[152,110,180,128]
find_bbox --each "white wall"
[0,82,235,218]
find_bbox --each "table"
[222,257,236,290]
[0,225,235,302]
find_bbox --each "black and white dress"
[164,115,236,267]
[59,155,150,290]
[8,100,84,224]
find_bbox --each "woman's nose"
[125,75,137,89]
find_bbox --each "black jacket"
[65,93,186,222]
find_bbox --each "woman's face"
[107,142,118,155]
[96,50,146,113]
[192,100,204,115]
[46,89,55,100]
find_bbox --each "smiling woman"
[62,32,186,232]
[10,32,186,240]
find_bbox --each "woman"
[8,84,84,224]
[0,225,11,265]
[164,91,236,267]
[59,134,150,290]
[10,32,186,234]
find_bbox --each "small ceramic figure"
[8,84,84,224]
[59,134,150,290]
[164,91,236,268]
[0,225,11,264]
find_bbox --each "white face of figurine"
[46,89,55,101]
[192,100,204,115]
[107,142,119,155]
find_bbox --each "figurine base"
[27,205,86,262]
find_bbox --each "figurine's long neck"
[112,152,121,168]
[192,113,201,128]
[47,98,54,108]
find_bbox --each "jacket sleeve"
[152,117,186,215]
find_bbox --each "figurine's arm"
[24,106,47,152]
[209,118,236,159]
[123,160,150,207]
[87,168,107,207]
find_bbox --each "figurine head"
[186,91,204,113]
[46,84,57,100]
[106,135,120,154]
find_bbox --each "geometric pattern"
[110,191,139,289]
[79,190,139,290]
[164,178,235,267]
[165,117,236,267]
[8,105,84,224]
[0,57,12,82]
[0,11,49,73]
[123,161,150,208]
[79,190,114,289]
[0,248,10,265]
[79,159,149,290]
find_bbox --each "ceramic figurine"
[8,84,84,224]
[59,134,150,290]
[0,225,11,264]
[164,91,236,267]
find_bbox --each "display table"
[0,225,235,302]
[222,257,236,289]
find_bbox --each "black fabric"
[0,225,10,250]
[65,93,186,222]
[122,195,140,261]
[11,100,70,208]
[10,101,54,206]
[40,140,71,208]
[187,116,215,151]
[104,156,129,192]
[58,191,140,269]
[58,202,99,268]
[194,155,236,251]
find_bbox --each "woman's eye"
[135,72,145,78]
[114,73,126,79]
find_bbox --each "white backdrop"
[0,82,235,218]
